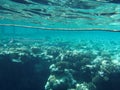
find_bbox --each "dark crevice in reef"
[94,73,120,90]
[0,54,50,90]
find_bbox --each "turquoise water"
[1,25,120,42]
[0,0,120,90]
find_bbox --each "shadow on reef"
[0,53,50,90]
[94,72,120,90]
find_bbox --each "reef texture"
[0,39,120,90]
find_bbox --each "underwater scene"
[0,0,120,90]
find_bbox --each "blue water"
[1,25,120,41]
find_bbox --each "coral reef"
[0,39,120,90]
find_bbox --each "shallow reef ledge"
[0,40,120,90]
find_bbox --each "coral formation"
[0,39,120,90]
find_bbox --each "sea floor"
[0,39,120,90]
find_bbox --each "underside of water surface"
[0,0,120,90]
[0,0,120,30]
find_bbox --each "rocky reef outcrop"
[0,40,120,90]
